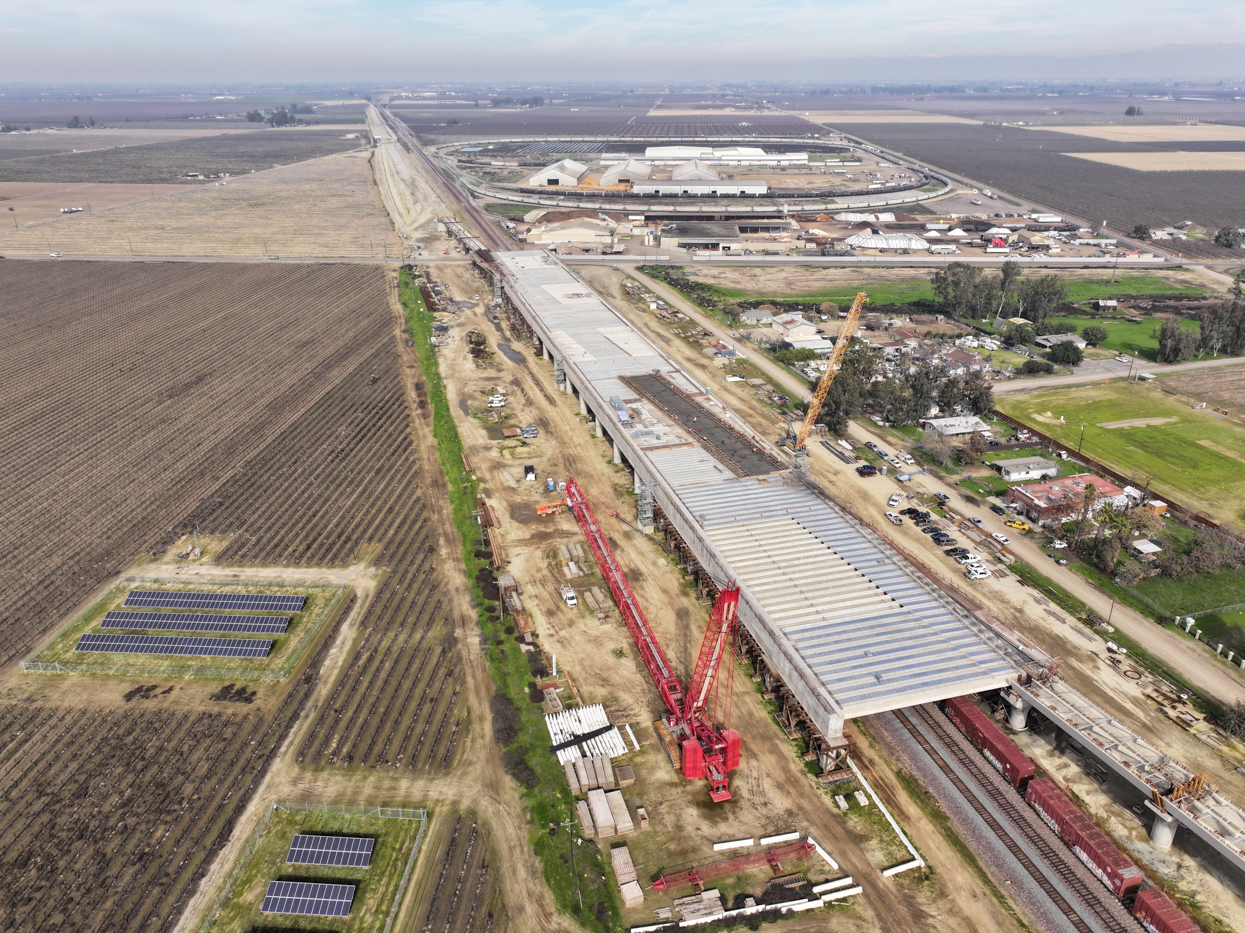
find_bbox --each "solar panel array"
[261,881,355,917]
[123,590,306,612]
[75,632,273,658]
[287,834,374,867]
[101,611,289,635]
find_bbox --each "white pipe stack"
[545,704,628,764]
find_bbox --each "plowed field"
[0,260,389,668]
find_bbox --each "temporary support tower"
[565,477,741,801]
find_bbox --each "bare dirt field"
[1037,124,1245,143]
[0,128,368,184]
[1165,370,1245,416]
[0,260,391,671]
[0,150,403,258]
[1066,151,1245,171]
[808,109,979,125]
[0,180,186,224]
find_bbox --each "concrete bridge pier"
[1146,801,1179,848]
[1002,691,1031,732]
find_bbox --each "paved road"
[993,355,1245,393]
[0,253,472,264]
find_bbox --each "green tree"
[1215,227,1244,249]
[961,431,988,462]
[1081,325,1109,346]
[1035,318,1077,336]
[937,375,964,413]
[1004,322,1035,346]
[1125,105,1139,116]
[1047,342,1084,366]
[774,347,818,365]
[961,369,995,415]
[819,301,840,317]
[245,110,264,122]
[66,116,80,128]
[932,263,995,319]
[1020,359,1055,374]
[1018,275,1068,323]
[1156,317,1197,363]
[1132,224,1152,241]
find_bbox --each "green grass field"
[212,807,424,933]
[1061,275,1208,302]
[1053,314,1202,361]
[997,383,1245,528]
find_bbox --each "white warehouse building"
[528,159,589,187]
[632,180,767,197]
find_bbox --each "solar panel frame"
[75,632,272,658]
[261,880,355,917]
[100,611,290,635]
[123,590,306,612]
[286,834,375,868]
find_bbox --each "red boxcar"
[944,695,1036,789]
[1132,888,1199,933]
[1026,778,1144,899]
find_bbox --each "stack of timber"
[674,890,725,922]
[588,789,616,838]
[615,764,636,787]
[606,790,634,834]
[611,845,637,883]
[577,799,596,838]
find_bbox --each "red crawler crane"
[565,477,741,801]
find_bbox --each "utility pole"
[559,818,583,908]
[1078,422,1086,455]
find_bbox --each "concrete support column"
[1003,691,1031,732]
[1146,801,1178,848]
[635,475,654,532]
[595,419,603,438]
[553,355,565,387]
[579,393,588,415]
[613,440,622,465]
[542,342,551,362]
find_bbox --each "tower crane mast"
[784,291,868,455]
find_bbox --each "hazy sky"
[4,1,1245,82]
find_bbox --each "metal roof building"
[494,250,1016,738]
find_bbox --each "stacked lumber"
[565,760,580,794]
[576,799,595,838]
[598,756,616,789]
[574,758,591,791]
[610,845,637,884]
[606,790,634,834]
[620,881,644,907]
[587,789,615,837]
[673,890,724,922]
[635,806,649,830]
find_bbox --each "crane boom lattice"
[794,291,868,450]
[564,477,740,801]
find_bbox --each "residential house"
[922,415,991,438]
[943,349,989,375]
[993,456,1059,482]
[1007,473,1129,524]
[1034,333,1087,350]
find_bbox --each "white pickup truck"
[560,585,578,608]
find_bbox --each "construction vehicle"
[535,501,565,516]
[565,477,741,801]
[780,291,867,467]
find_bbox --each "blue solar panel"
[261,881,355,917]
[287,834,374,867]
[75,632,272,658]
[123,590,305,612]
[101,611,289,635]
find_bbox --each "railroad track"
[894,705,1134,933]
[377,107,511,253]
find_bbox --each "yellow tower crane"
[783,291,867,457]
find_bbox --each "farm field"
[400,811,504,933]
[0,260,392,671]
[1066,151,1245,172]
[178,338,467,772]
[1035,124,1245,144]
[211,806,428,933]
[1165,370,1245,417]
[0,598,348,933]
[996,382,1245,527]
[0,150,403,258]
[0,180,187,224]
[0,128,367,184]
[833,121,1245,232]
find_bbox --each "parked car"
[1005,519,1030,532]
[1114,355,1130,363]
[970,516,985,527]
[933,534,958,545]
[990,505,1007,516]
[965,567,991,580]
[991,532,1011,545]
[920,526,940,535]
[885,511,903,526]
[900,507,919,517]
[988,439,1002,446]
[888,492,904,508]
[1051,539,1068,549]
[945,547,969,557]
[856,464,877,477]
[865,442,879,452]
[934,492,950,503]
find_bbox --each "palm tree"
[1075,484,1099,542]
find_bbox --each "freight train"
[939,696,1198,933]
